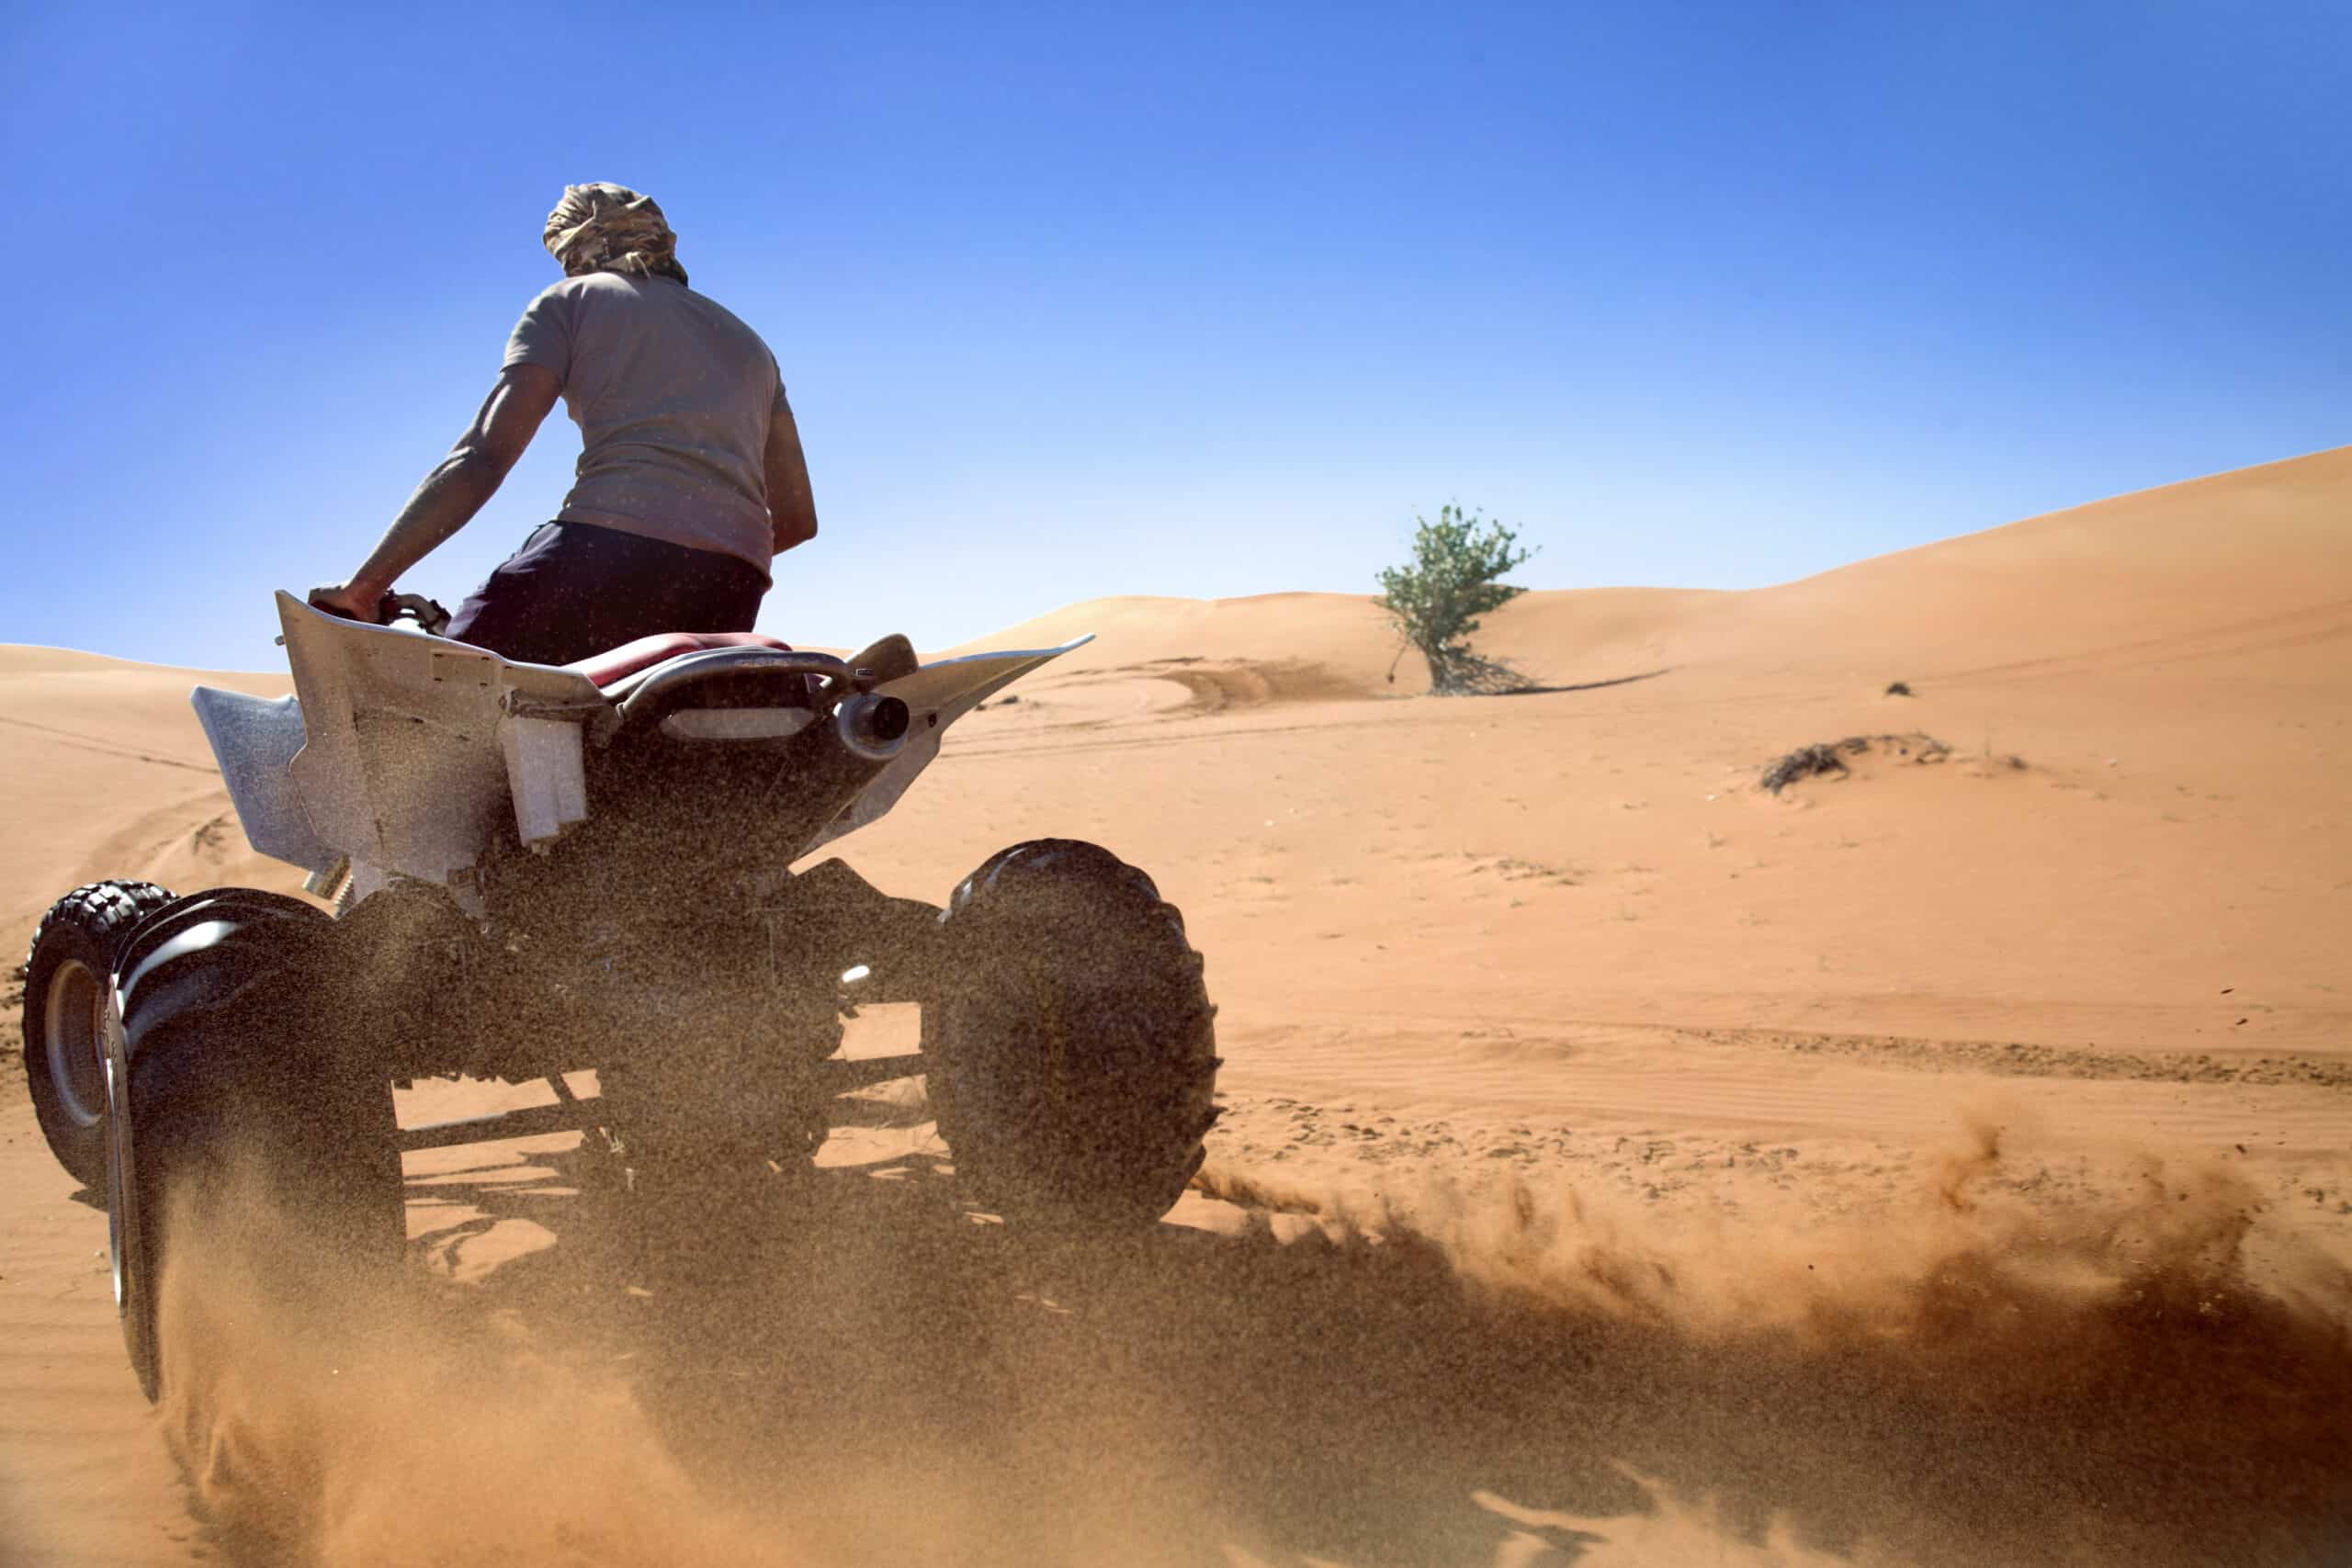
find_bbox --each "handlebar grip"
[305,590,451,636]
[382,593,454,637]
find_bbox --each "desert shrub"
[1376,504,1537,694]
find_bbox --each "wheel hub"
[42,960,107,1129]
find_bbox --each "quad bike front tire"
[108,891,403,1402]
[20,880,177,1190]
[923,840,1221,1231]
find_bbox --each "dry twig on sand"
[1761,732,1955,794]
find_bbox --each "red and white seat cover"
[563,633,795,690]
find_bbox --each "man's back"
[308,180,818,667]
[506,271,788,575]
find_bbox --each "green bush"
[1375,504,1536,694]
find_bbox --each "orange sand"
[2,447,2346,1565]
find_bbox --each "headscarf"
[542,183,683,281]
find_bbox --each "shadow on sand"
[1476,668,1673,699]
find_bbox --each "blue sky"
[4,2,2347,670]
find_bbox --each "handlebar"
[307,590,452,637]
[380,592,453,636]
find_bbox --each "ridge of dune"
[946,444,2352,697]
[0,645,284,680]
[1725,442,2352,672]
[1784,439,2352,588]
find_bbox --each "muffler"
[834,693,911,761]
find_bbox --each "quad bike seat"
[565,633,796,690]
[560,633,922,730]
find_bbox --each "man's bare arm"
[311,363,561,617]
[764,400,819,554]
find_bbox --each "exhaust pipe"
[834,693,911,761]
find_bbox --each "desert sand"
[2,447,2347,1565]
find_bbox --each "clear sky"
[4,2,2347,671]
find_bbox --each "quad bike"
[19,592,1220,1400]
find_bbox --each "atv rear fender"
[189,593,1089,889]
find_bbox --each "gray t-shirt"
[503,273,787,577]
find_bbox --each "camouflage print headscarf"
[542,183,684,282]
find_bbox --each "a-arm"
[764,397,819,554]
[311,362,561,616]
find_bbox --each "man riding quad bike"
[22,593,1223,1402]
[16,188,1221,1404]
[311,181,819,665]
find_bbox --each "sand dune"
[957,446,2352,694]
[0,652,302,965]
[3,448,2348,1564]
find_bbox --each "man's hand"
[308,581,387,622]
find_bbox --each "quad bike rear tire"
[21,880,177,1190]
[108,891,403,1403]
[923,840,1221,1231]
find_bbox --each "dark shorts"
[445,522,770,667]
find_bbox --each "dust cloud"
[154,1122,2352,1568]
[153,1171,800,1568]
